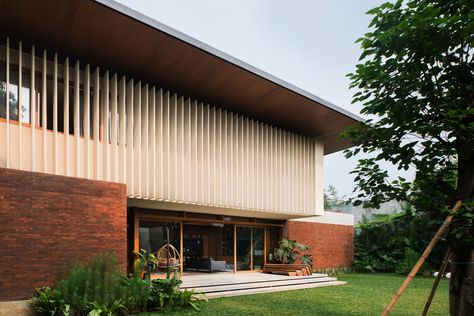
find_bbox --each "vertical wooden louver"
[0,38,324,217]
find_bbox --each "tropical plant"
[301,254,313,267]
[344,0,473,312]
[395,247,432,275]
[148,274,206,311]
[173,289,207,311]
[33,287,70,316]
[120,276,152,312]
[273,237,311,265]
[87,299,127,316]
[134,248,158,279]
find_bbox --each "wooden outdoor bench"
[263,264,312,276]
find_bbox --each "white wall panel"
[0,39,325,217]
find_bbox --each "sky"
[115,0,414,197]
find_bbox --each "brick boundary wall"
[284,221,354,269]
[0,168,127,301]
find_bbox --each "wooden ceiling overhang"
[0,0,362,154]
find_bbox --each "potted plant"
[134,248,159,280]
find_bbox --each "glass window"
[139,220,180,255]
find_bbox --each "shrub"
[149,275,206,311]
[395,247,431,275]
[273,237,311,265]
[120,277,152,312]
[354,208,446,273]
[56,253,123,313]
[314,267,354,277]
[33,287,69,316]
[32,253,207,315]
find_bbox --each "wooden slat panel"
[134,81,142,196]
[157,89,163,199]
[52,53,57,173]
[93,67,100,180]
[150,86,156,196]
[119,76,126,183]
[0,37,325,217]
[126,78,134,194]
[102,70,110,181]
[141,84,148,197]
[18,41,22,170]
[110,74,117,182]
[163,91,170,200]
[83,64,90,179]
[5,38,10,168]
[63,58,69,176]
[73,60,80,177]
[30,45,35,171]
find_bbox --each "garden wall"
[285,212,354,269]
[0,168,127,301]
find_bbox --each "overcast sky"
[115,0,414,197]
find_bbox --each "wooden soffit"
[0,0,362,154]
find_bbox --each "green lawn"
[140,273,449,316]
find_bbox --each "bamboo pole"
[422,248,452,316]
[381,200,462,316]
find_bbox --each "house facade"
[0,0,357,301]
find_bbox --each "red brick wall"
[285,221,354,269]
[0,168,127,301]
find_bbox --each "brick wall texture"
[0,168,127,301]
[285,221,354,269]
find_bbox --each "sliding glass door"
[252,227,265,270]
[236,226,266,271]
[236,226,251,271]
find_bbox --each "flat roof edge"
[93,0,363,123]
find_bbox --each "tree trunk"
[449,144,474,316]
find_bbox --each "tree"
[343,0,473,314]
[324,185,347,209]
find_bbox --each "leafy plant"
[273,237,311,265]
[395,247,431,275]
[87,299,127,316]
[301,254,313,267]
[33,287,70,316]
[134,248,158,279]
[120,276,152,312]
[149,274,182,308]
[173,289,207,311]
[147,273,206,311]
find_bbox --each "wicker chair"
[156,244,181,271]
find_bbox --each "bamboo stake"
[422,248,452,316]
[381,200,462,316]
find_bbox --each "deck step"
[187,276,338,293]
[181,273,329,289]
[180,273,345,298]
[204,281,346,298]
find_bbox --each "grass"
[139,273,449,316]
